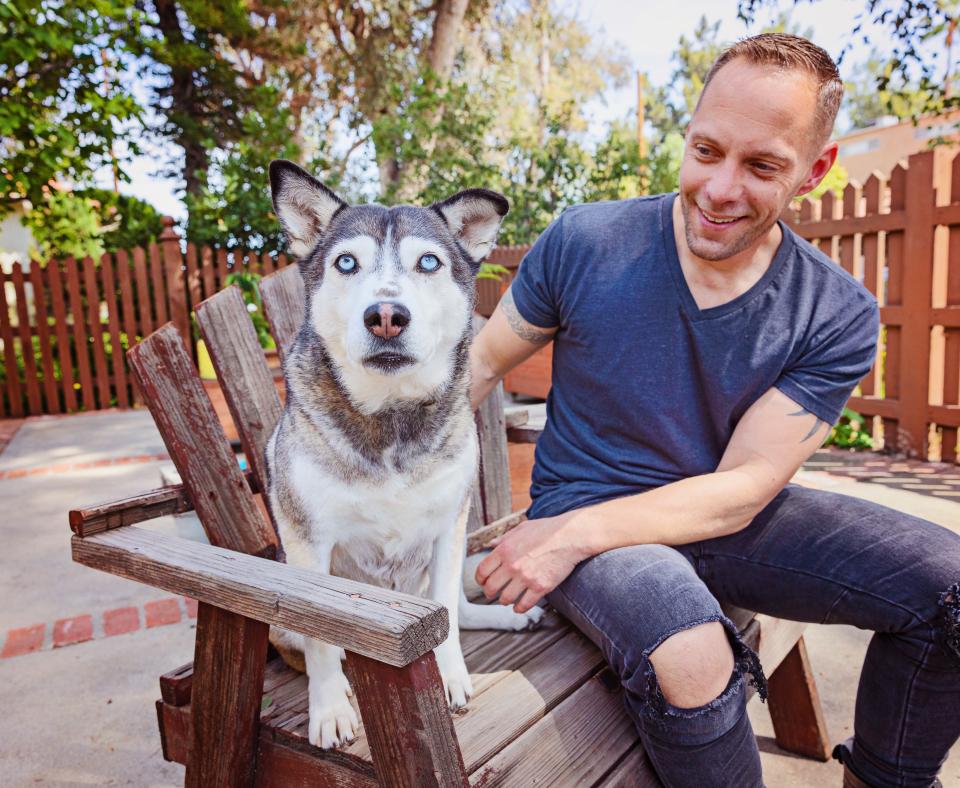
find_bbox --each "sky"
[103,0,890,220]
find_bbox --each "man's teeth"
[703,211,738,224]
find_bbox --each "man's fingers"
[498,578,526,606]
[482,566,511,600]
[514,589,542,615]
[475,550,501,585]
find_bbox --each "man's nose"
[703,162,743,205]
[364,302,410,340]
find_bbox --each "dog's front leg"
[284,535,359,749]
[427,497,473,711]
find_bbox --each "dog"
[264,160,544,750]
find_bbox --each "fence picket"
[942,153,960,462]
[186,243,202,317]
[85,256,112,408]
[201,246,216,303]
[66,257,95,411]
[148,242,168,326]
[11,263,42,413]
[261,251,275,275]
[101,253,129,408]
[115,249,140,404]
[0,271,23,417]
[859,174,884,401]
[216,248,229,291]
[133,247,153,337]
[47,260,78,411]
[839,183,859,277]
[29,263,60,413]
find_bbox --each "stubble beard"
[680,193,777,263]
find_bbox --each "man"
[469,34,960,788]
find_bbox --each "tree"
[844,50,930,130]
[737,0,960,117]
[0,0,143,215]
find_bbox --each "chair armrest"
[71,526,447,667]
[68,469,260,537]
[466,509,527,555]
[505,425,542,444]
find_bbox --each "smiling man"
[469,34,960,788]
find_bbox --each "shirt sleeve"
[774,301,880,425]
[508,212,565,328]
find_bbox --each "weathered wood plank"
[185,603,270,788]
[504,425,542,444]
[71,526,449,665]
[100,253,129,408]
[466,509,526,555]
[254,734,377,788]
[347,650,468,788]
[767,637,831,761]
[84,255,111,408]
[11,263,42,413]
[260,265,305,363]
[69,469,258,536]
[196,287,283,494]
[594,744,662,787]
[66,256,96,410]
[127,323,276,554]
[467,669,637,786]
[133,246,154,337]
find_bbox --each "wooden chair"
[68,266,831,786]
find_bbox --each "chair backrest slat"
[196,286,282,494]
[127,324,277,557]
[260,265,305,364]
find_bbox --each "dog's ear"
[269,160,347,259]
[430,189,509,270]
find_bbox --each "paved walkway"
[1,409,958,786]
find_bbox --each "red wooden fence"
[0,218,291,417]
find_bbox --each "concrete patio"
[0,408,957,787]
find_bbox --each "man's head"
[678,33,843,262]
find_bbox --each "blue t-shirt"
[510,193,880,519]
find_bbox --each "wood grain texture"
[254,735,377,788]
[504,426,542,444]
[28,263,60,412]
[127,323,276,555]
[467,669,637,786]
[185,603,270,788]
[83,256,111,408]
[71,526,449,665]
[0,269,23,416]
[593,744,662,787]
[466,509,526,555]
[47,260,78,411]
[766,637,831,761]
[475,385,511,524]
[196,286,283,494]
[347,650,468,788]
[100,254,129,408]
[11,263,42,413]
[160,661,195,706]
[260,265,305,364]
[66,256,95,410]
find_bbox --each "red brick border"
[0,452,170,480]
[0,595,198,660]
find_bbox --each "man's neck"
[672,197,783,311]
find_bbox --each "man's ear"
[269,160,347,258]
[431,189,509,271]
[794,141,839,198]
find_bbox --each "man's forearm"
[469,347,501,411]
[561,463,780,558]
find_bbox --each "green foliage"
[844,51,931,132]
[224,270,274,349]
[823,407,874,450]
[25,189,106,261]
[0,0,143,215]
[79,188,164,250]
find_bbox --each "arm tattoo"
[500,288,554,345]
[788,407,828,443]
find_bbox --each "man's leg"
[693,485,960,788]
[547,543,767,788]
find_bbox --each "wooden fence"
[3,150,959,464]
[0,218,292,417]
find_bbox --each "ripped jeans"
[546,484,960,788]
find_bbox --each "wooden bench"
[69,265,831,786]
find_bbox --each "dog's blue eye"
[334,254,358,274]
[418,254,441,273]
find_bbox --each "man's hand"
[474,515,587,614]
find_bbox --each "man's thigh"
[546,543,729,677]
[693,484,960,651]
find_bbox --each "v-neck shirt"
[509,193,880,520]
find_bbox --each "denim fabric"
[546,485,960,788]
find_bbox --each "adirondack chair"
[69,264,832,787]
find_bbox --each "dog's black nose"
[364,302,410,340]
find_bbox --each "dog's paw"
[521,604,545,630]
[439,663,473,712]
[308,679,359,749]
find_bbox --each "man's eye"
[334,254,358,274]
[418,253,442,273]
[694,145,713,157]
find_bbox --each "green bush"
[824,407,874,451]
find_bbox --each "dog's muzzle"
[364,302,410,340]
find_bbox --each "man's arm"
[476,386,832,612]
[470,285,558,410]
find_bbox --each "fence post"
[898,152,936,457]
[160,217,191,349]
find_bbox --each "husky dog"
[265,161,543,750]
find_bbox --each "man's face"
[679,58,828,262]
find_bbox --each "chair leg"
[347,650,468,788]
[766,636,831,761]
[185,603,270,788]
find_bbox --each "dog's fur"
[265,161,543,750]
